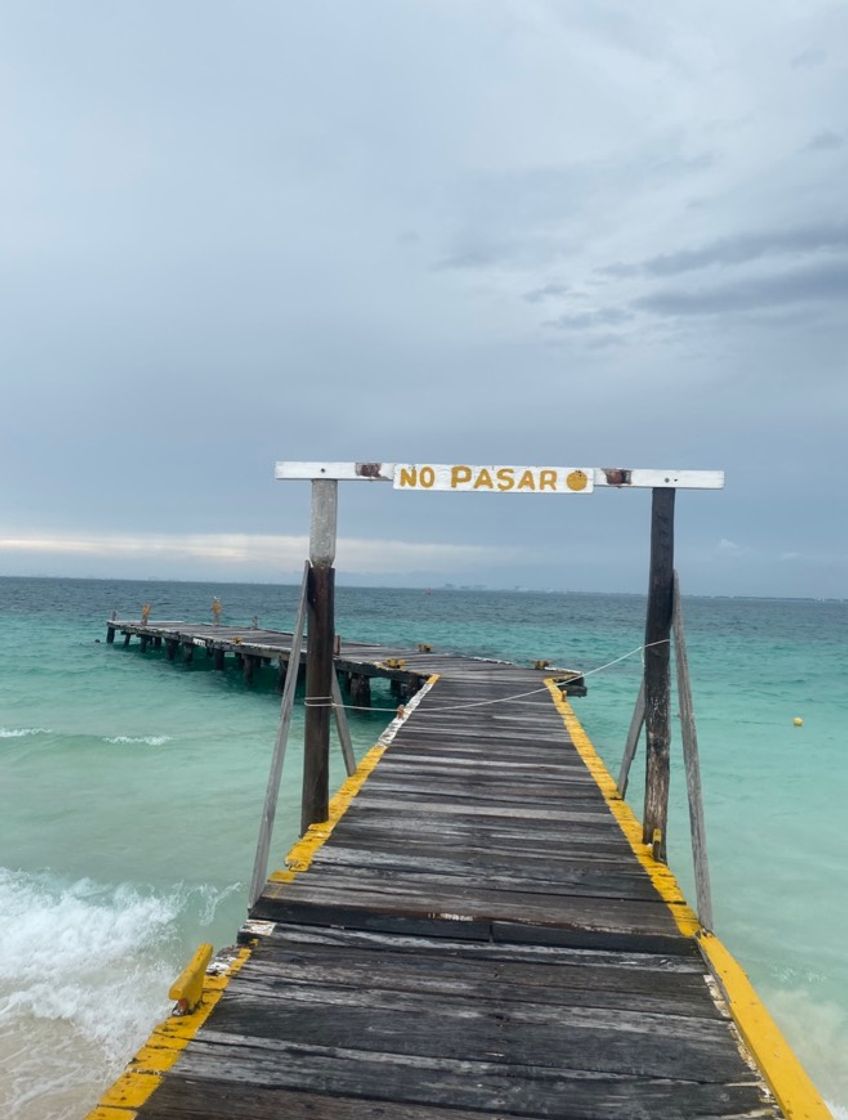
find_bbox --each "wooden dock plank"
[139,1069,777,1120]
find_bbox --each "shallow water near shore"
[1,576,846,1118]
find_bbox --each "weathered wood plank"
[166,1035,775,1118]
[254,879,683,937]
[141,1074,773,1120]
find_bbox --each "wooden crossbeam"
[275,462,724,490]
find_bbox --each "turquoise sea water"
[0,576,845,1118]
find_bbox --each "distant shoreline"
[0,572,844,604]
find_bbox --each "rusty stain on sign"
[355,462,384,479]
[602,468,632,486]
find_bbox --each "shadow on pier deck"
[87,655,827,1120]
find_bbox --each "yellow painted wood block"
[168,943,213,1013]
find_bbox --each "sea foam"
[103,735,172,746]
[0,868,236,1119]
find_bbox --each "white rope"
[302,639,669,715]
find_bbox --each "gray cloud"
[435,243,516,270]
[523,283,570,303]
[803,130,844,152]
[436,144,714,273]
[634,259,848,317]
[604,224,848,278]
[791,47,827,68]
[544,307,632,330]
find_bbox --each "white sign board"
[275,462,724,490]
[393,464,594,494]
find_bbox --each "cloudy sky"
[1,1,845,594]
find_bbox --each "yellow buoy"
[793,717,804,727]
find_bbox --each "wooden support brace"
[618,680,645,798]
[331,671,356,777]
[673,571,714,931]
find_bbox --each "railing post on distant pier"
[302,479,338,834]
[642,487,675,860]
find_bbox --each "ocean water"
[0,576,845,1118]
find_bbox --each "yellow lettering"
[473,467,494,490]
[496,467,515,491]
[517,469,536,491]
[419,465,435,488]
[539,469,557,491]
[451,465,472,488]
[398,466,417,488]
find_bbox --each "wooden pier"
[88,653,826,1120]
[105,617,588,701]
[86,462,829,1119]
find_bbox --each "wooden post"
[106,625,115,644]
[140,635,149,654]
[276,658,286,692]
[153,635,162,649]
[302,480,337,834]
[166,638,177,661]
[642,487,675,859]
[123,632,131,647]
[183,642,194,664]
[214,648,225,671]
[244,654,256,685]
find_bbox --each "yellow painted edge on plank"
[698,932,832,1120]
[84,673,440,1119]
[273,673,441,881]
[545,679,831,1120]
[544,679,698,935]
